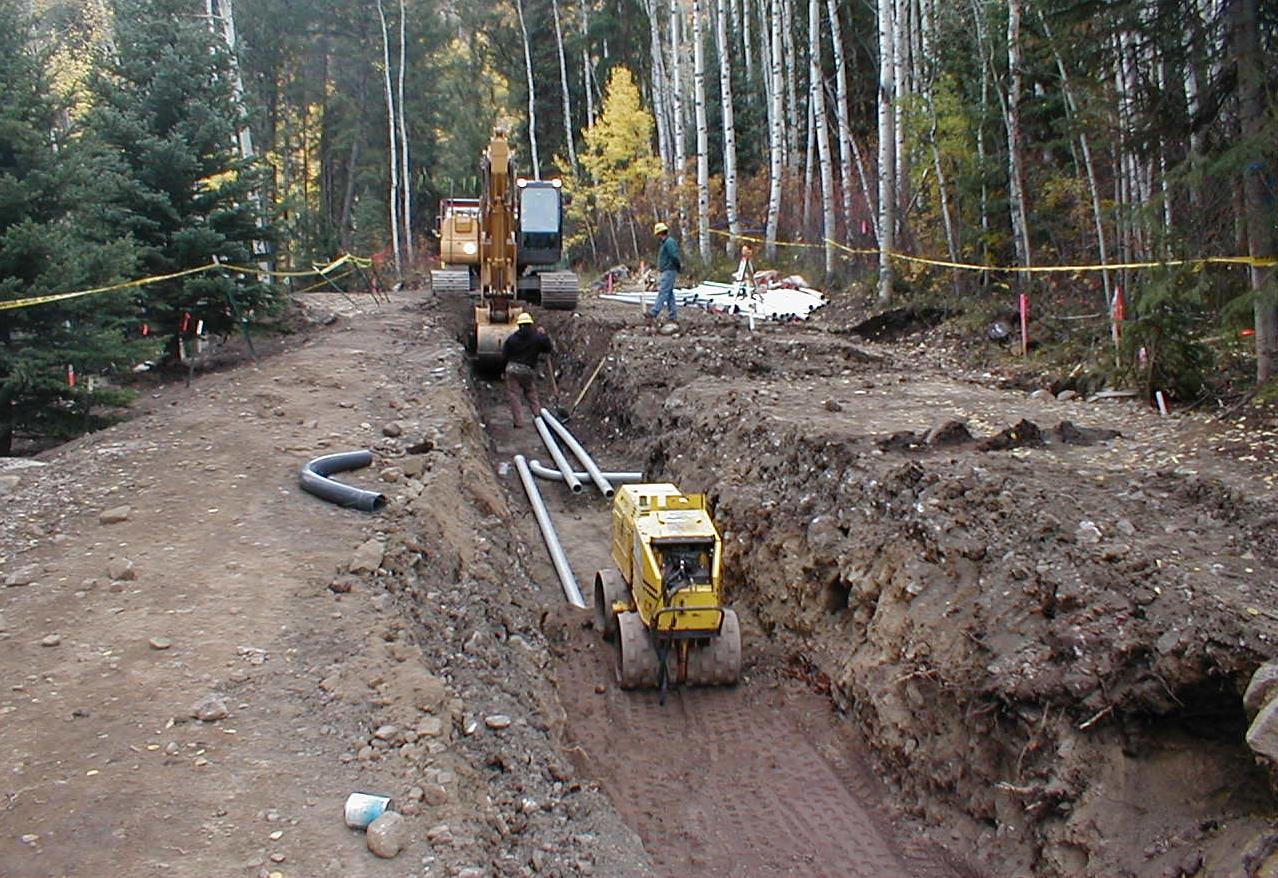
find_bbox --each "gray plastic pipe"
[514,454,586,608]
[534,417,584,494]
[300,450,387,512]
[538,410,614,498]
[527,459,643,485]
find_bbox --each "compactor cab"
[595,484,742,700]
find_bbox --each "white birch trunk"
[803,95,815,233]
[739,0,754,85]
[670,1,687,226]
[397,0,412,264]
[970,0,992,272]
[876,0,895,301]
[892,0,908,217]
[780,0,800,169]
[759,0,774,117]
[552,0,579,174]
[209,0,254,163]
[515,0,541,178]
[1182,0,1206,207]
[581,0,595,128]
[646,0,673,175]
[716,0,741,250]
[825,0,866,244]
[1006,0,1031,268]
[809,0,835,274]
[917,0,955,285]
[764,0,784,258]
[375,0,401,276]
[693,0,711,261]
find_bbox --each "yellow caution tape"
[0,253,373,312]
[0,264,218,312]
[708,227,1278,272]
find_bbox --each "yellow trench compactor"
[595,483,742,696]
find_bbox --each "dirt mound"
[546,301,1278,878]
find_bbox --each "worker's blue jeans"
[648,270,678,320]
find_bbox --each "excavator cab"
[516,180,564,265]
[514,178,577,310]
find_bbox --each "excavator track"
[430,269,472,294]
[538,271,580,310]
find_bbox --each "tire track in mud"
[472,365,958,878]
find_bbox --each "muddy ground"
[1,285,1276,878]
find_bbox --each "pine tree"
[85,0,277,363]
[0,0,149,454]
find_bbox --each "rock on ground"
[366,811,407,858]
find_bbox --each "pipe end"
[570,483,584,494]
[603,489,615,500]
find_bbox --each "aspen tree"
[693,0,710,260]
[375,0,401,275]
[809,0,834,275]
[552,0,579,174]
[716,0,741,252]
[397,0,411,263]
[876,0,895,302]
[515,0,540,178]
[764,0,784,258]
[1006,0,1031,269]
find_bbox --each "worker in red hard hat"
[501,311,555,428]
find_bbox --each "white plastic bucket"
[344,792,394,829]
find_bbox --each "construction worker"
[647,221,682,326]
[502,312,555,428]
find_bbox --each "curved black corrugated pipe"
[300,450,387,512]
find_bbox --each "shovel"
[562,354,607,422]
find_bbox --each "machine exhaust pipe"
[514,454,586,608]
[526,459,643,485]
[538,411,614,499]
[299,450,387,512]
[534,417,584,494]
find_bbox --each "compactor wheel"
[616,612,660,690]
[594,569,628,642]
[686,609,742,686]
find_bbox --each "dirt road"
[0,292,647,878]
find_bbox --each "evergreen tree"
[86,0,278,362]
[0,0,149,454]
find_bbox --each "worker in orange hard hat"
[647,221,682,327]
[501,311,555,428]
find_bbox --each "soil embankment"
[540,300,1278,878]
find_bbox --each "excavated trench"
[454,302,966,877]
[528,302,1278,878]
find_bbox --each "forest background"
[0,0,1275,453]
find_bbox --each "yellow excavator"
[431,129,579,372]
[595,483,742,700]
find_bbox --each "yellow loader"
[595,484,742,700]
